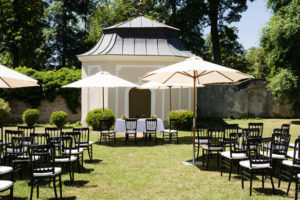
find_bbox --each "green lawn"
[1,118,300,199]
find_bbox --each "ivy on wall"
[0,67,81,113]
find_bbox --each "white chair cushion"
[287,151,299,159]
[33,167,61,177]
[126,130,136,134]
[0,166,13,175]
[55,156,77,163]
[101,130,115,134]
[63,148,84,155]
[297,174,300,179]
[6,148,26,154]
[221,151,247,160]
[282,160,300,168]
[163,129,177,133]
[76,141,94,147]
[195,139,209,144]
[202,145,223,151]
[239,160,271,169]
[0,180,13,192]
[259,151,286,160]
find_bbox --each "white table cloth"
[114,118,165,133]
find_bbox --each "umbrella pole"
[102,87,104,119]
[169,86,172,113]
[192,74,196,164]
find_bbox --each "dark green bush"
[0,98,11,125]
[86,108,115,130]
[50,111,68,128]
[168,110,193,131]
[22,109,40,126]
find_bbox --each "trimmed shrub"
[50,111,68,128]
[22,109,40,126]
[86,108,115,130]
[168,110,193,131]
[0,98,11,125]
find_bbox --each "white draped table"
[114,118,165,133]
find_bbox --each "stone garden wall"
[197,79,299,118]
[9,95,81,123]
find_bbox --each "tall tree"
[204,0,255,64]
[0,0,44,68]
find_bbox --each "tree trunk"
[62,2,67,68]
[208,0,221,64]
[171,0,177,24]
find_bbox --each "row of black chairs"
[98,118,179,144]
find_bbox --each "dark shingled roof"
[79,16,194,58]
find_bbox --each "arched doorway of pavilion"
[129,88,151,118]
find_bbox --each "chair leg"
[206,151,209,170]
[296,178,299,200]
[202,149,205,167]
[287,168,294,196]
[30,181,34,200]
[250,170,253,196]
[9,185,13,200]
[241,168,244,189]
[229,160,232,181]
[262,169,265,189]
[37,182,39,199]
[59,175,62,199]
[220,156,223,176]
[53,176,58,199]
[270,170,275,193]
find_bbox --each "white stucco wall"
[79,55,193,125]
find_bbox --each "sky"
[204,0,273,50]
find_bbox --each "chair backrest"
[49,136,72,159]
[241,128,260,149]
[248,123,263,136]
[18,126,35,137]
[273,128,283,134]
[73,127,90,143]
[30,144,55,175]
[5,130,24,146]
[224,124,239,140]
[45,127,62,138]
[12,136,31,156]
[32,133,49,146]
[271,133,290,156]
[207,129,224,147]
[247,137,270,167]
[169,119,177,130]
[0,126,3,142]
[293,138,300,165]
[62,131,80,149]
[281,124,290,135]
[145,119,157,132]
[229,133,246,156]
[125,119,137,131]
[196,128,208,140]
[99,119,110,131]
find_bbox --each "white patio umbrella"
[0,64,39,88]
[142,56,254,164]
[63,71,138,117]
[138,81,204,114]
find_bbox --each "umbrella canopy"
[142,56,253,163]
[63,71,138,116]
[0,64,39,88]
[138,81,204,113]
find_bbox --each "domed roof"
[79,16,194,58]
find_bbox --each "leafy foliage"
[85,108,115,130]
[246,47,269,79]
[168,110,193,131]
[22,109,40,126]
[0,67,81,113]
[268,69,298,101]
[50,111,68,128]
[0,98,11,125]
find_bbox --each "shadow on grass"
[291,121,300,125]
[64,180,89,187]
[77,167,94,174]
[254,188,287,196]
[0,196,27,200]
[48,196,77,200]
[85,159,102,164]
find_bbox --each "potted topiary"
[85,108,115,130]
[22,109,40,126]
[50,111,68,128]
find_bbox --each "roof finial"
[137,0,144,16]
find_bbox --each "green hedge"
[86,108,115,130]
[22,109,40,126]
[0,98,11,125]
[0,67,81,113]
[168,110,193,131]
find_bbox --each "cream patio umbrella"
[63,71,138,117]
[0,64,39,88]
[142,56,254,164]
[138,81,204,114]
